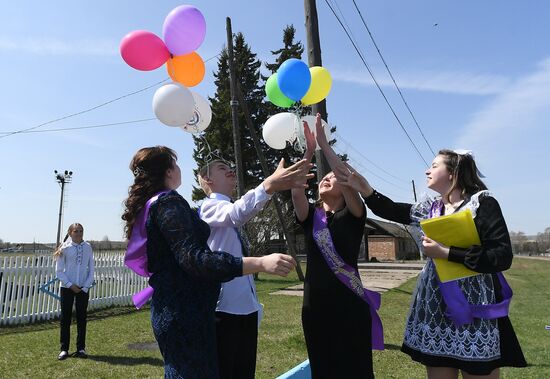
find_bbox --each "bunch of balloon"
[263,58,332,149]
[120,4,212,134]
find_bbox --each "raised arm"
[313,113,364,218]
[292,122,316,222]
[201,159,312,228]
[338,161,413,224]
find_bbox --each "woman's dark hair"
[438,149,487,202]
[122,146,177,239]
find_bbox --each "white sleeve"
[82,244,95,291]
[55,251,72,288]
[200,184,272,227]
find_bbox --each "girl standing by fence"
[55,223,95,360]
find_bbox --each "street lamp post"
[54,170,73,248]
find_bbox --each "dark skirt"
[302,285,374,379]
[401,316,527,375]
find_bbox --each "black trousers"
[215,311,258,379]
[59,287,89,352]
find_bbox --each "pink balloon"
[120,30,170,71]
[163,5,206,56]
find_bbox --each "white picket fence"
[0,252,149,326]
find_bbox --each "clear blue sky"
[1,1,549,243]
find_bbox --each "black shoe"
[73,349,88,359]
[58,351,69,360]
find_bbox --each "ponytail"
[53,233,69,259]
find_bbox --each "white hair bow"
[452,149,485,178]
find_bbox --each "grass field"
[0,257,548,378]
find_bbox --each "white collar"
[209,192,232,202]
[71,241,85,246]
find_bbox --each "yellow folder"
[420,208,481,282]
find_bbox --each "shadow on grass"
[385,288,413,296]
[0,306,147,336]
[383,343,402,351]
[88,354,163,366]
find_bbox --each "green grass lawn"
[1,257,548,378]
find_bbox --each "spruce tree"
[192,32,268,201]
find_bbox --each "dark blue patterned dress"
[146,191,243,379]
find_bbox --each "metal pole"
[236,82,305,281]
[56,180,65,248]
[226,17,245,197]
[304,0,330,178]
[412,179,418,202]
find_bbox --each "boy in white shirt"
[198,158,311,379]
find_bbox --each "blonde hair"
[53,223,83,259]
[197,159,227,196]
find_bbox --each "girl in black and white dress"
[336,150,527,378]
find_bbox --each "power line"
[323,0,430,167]
[0,118,156,134]
[0,79,169,140]
[333,144,410,193]
[0,53,221,141]
[351,0,436,156]
[335,132,409,184]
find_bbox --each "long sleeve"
[55,254,73,288]
[363,190,413,225]
[200,184,271,228]
[81,245,95,292]
[447,196,513,273]
[154,194,243,282]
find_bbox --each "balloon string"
[292,103,305,153]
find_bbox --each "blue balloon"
[277,59,312,101]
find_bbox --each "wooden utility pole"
[412,179,418,202]
[304,0,329,178]
[226,18,304,280]
[236,82,305,281]
[226,17,245,197]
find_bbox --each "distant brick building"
[364,218,419,261]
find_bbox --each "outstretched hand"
[334,162,373,197]
[302,121,316,160]
[263,158,314,194]
[261,253,297,277]
[314,113,329,148]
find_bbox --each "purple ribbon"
[125,191,168,309]
[428,200,513,326]
[312,207,384,350]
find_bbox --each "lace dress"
[365,190,526,375]
[146,191,243,379]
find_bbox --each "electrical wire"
[351,0,436,156]
[0,118,156,134]
[0,53,221,140]
[323,0,430,167]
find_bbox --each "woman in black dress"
[292,115,376,379]
[121,146,297,379]
[336,149,527,378]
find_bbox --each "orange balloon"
[166,52,205,87]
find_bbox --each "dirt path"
[271,265,424,296]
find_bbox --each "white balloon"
[181,92,212,133]
[262,112,299,150]
[299,115,331,150]
[152,82,195,127]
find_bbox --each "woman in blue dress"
[122,146,298,378]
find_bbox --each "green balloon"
[266,74,295,108]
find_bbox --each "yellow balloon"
[301,66,332,105]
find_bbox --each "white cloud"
[0,36,118,56]
[332,68,511,95]
[457,57,550,150]
[455,57,550,234]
